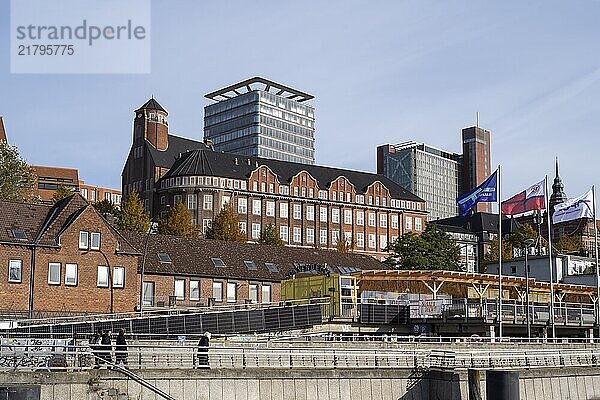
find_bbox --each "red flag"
[501,179,545,215]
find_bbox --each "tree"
[259,223,284,246]
[0,141,37,202]
[481,237,514,271]
[51,184,75,204]
[158,200,198,238]
[335,237,355,253]
[555,234,584,253]
[116,189,150,233]
[93,199,120,218]
[205,202,245,242]
[385,224,460,270]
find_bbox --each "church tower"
[133,98,169,150]
[549,158,567,215]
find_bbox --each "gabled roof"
[146,134,209,169]
[0,201,50,244]
[121,232,385,282]
[136,98,167,113]
[160,148,424,202]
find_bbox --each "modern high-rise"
[204,77,316,164]
[377,142,461,220]
[461,126,492,213]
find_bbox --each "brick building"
[0,194,139,317]
[461,126,492,213]
[122,98,426,259]
[122,232,383,308]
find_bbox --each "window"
[380,214,387,228]
[174,278,185,300]
[12,230,27,240]
[320,229,327,245]
[280,202,288,218]
[157,253,172,263]
[212,281,223,302]
[344,210,352,225]
[332,230,340,245]
[391,215,399,229]
[261,284,272,303]
[142,282,155,306]
[306,205,314,221]
[190,280,200,301]
[203,194,213,210]
[90,232,101,250]
[48,263,61,285]
[8,260,22,283]
[97,265,109,287]
[252,199,262,215]
[187,194,197,210]
[415,217,422,231]
[293,187,299,196]
[306,228,315,244]
[266,201,275,217]
[244,261,257,270]
[239,222,247,233]
[368,234,376,249]
[269,183,274,193]
[65,263,78,286]
[113,267,124,288]
[293,204,302,220]
[174,194,182,205]
[211,258,226,267]
[293,227,302,243]
[380,235,388,249]
[368,213,376,227]
[252,223,261,240]
[227,282,237,303]
[356,211,364,226]
[79,231,89,249]
[320,207,327,222]
[332,209,340,223]
[249,284,258,303]
[265,263,278,273]
[202,219,212,234]
[238,198,247,214]
[356,233,364,248]
[280,226,288,242]
[309,188,314,197]
[261,182,266,192]
[406,216,413,230]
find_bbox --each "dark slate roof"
[160,148,424,202]
[0,201,50,244]
[146,135,209,169]
[435,212,521,235]
[121,232,386,282]
[136,98,167,113]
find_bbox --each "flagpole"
[593,185,599,331]
[498,164,503,340]
[544,175,556,339]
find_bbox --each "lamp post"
[524,238,535,339]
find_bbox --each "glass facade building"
[204,78,315,164]
[377,142,461,220]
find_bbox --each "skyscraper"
[377,141,461,220]
[461,126,492,213]
[204,77,316,164]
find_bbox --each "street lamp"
[524,238,535,339]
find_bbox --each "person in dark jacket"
[115,329,128,367]
[100,330,113,365]
[90,330,102,368]
[197,332,211,368]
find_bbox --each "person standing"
[100,330,113,365]
[197,332,211,368]
[115,329,128,367]
[90,330,102,368]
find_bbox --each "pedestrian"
[115,329,128,367]
[100,330,113,365]
[90,330,102,368]
[197,332,211,368]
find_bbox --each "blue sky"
[1,0,600,199]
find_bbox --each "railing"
[3,341,600,372]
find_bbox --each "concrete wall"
[3,367,600,400]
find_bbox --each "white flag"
[552,189,594,224]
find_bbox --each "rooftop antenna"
[476,112,479,128]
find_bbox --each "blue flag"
[456,170,498,216]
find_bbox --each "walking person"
[197,332,211,368]
[115,329,128,368]
[100,330,113,366]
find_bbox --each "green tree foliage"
[555,234,584,253]
[205,202,245,242]
[51,184,75,204]
[0,141,37,202]
[158,200,198,238]
[482,223,548,271]
[385,224,460,270]
[335,237,355,253]
[481,237,514,271]
[259,223,284,246]
[93,199,120,217]
[116,189,150,233]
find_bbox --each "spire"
[549,157,567,215]
[136,97,167,113]
[0,116,6,143]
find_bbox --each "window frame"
[64,263,78,286]
[8,259,22,283]
[113,266,125,288]
[90,232,101,250]
[189,279,200,301]
[97,265,109,288]
[174,278,186,300]
[48,262,61,285]
[79,231,89,250]
[212,280,223,302]
[226,281,237,303]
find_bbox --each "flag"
[552,189,594,224]
[501,179,545,215]
[456,170,498,216]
